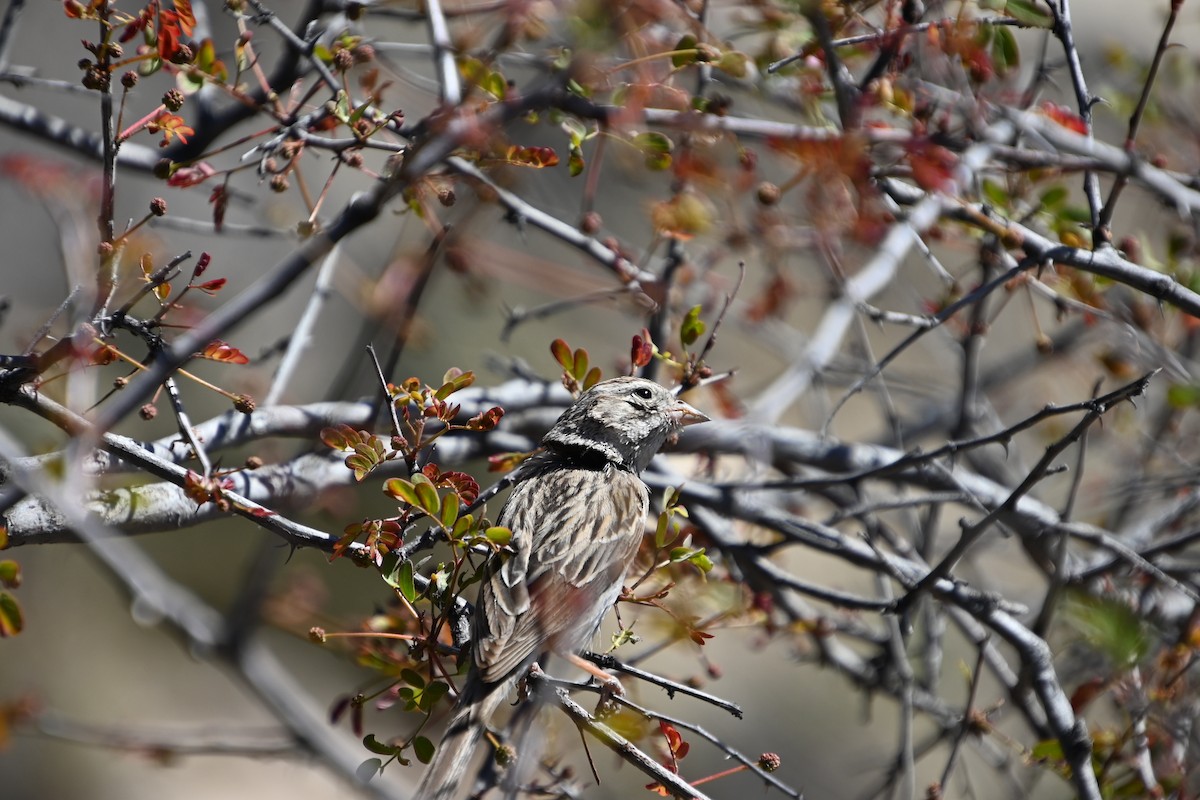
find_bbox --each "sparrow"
[414,376,708,799]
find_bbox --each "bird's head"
[542,376,708,473]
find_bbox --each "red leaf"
[158,10,184,62]
[168,161,216,188]
[631,328,654,368]
[172,0,195,35]
[1041,101,1088,135]
[208,184,228,232]
[503,145,559,168]
[907,140,957,193]
[192,278,226,295]
[550,338,573,371]
[192,252,212,277]
[89,344,118,366]
[199,339,249,364]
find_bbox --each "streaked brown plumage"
[414,376,708,800]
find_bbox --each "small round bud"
[121,71,138,89]
[244,455,264,470]
[308,627,327,643]
[756,182,780,206]
[162,88,185,112]
[333,47,354,71]
[170,44,194,65]
[758,753,781,772]
[77,58,92,71]
[1117,236,1141,264]
[106,43,124,60]
[269,174,289,193]
[353,44,375,64]
[579,211,602,234]
[82,65,110,91]
[113,376,128,388]
[233,394,256,414]
[437,188,456,207]
[342,151,364,169]
[149,197,167,216]
[139,403,158,420]
[494,744,517,767]
[153,159,174,180]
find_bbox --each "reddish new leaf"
[631,328,654,368]
[191,277,226,295]
[172,0,196,36]
[1041,101,1088,135]
[907,140,958,193]
[199,340,249,364]
[168,161,216,188]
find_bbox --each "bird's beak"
[669,397,709,427]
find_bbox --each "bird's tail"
[413,681,507,800]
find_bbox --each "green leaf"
[0,591,22,637]
[413,735,435,764]
[439,491,460,529]
[655,511,676,548]
[401,668,426,689]
[363,734,399,755]
[384,478,420,508]
[644,152,672,171]
[1003,0,1053,27]
[424,681,450,706]
[1029,738,1064,762]
[981,178,1009,209]
[633,131,673,155]
[483,71,507,100]
[550,338,574,372]
[686,550,713,575]
[680,305,706,347]
[572,348,589,381]
[484,526,513,547]
[1065,593,1150,667]
[383,558,418,603]
[0,560,20,589]
[451,514,475,540]
[715,50,750,78]
[668,546,699,563]
[414,481,441,516]
[1039,185,1068,210]
[356,758,384,781]
[1167,383,1200,408]
[561,116,587,147]
[138,56,163,77]
[991,25,1020,75]
[672,35,698,67]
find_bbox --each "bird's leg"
[563,652,624,715]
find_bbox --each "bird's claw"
[593,673,624,718]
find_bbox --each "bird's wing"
[474,466,647,684]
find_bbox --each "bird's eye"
[633,386,654,400]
